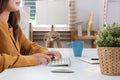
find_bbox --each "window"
[22,0,69,29]
[22,0,36,20]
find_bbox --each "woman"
[0,0,61,73]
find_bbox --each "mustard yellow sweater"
[0,20,48,73]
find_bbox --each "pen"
[91,58,99,60]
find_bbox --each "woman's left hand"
[43,50,62,60]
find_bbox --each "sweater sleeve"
[0,53,38,73]
[18,27,48,55]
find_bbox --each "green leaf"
[95,22,120,47]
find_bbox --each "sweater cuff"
[23,55,38,66]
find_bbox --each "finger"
[44,55,52,62]
[41,58,48,64]
[49,55,55,60]
[53,51,62,59]
[46,51,62,60]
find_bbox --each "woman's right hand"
[32,53,52,64]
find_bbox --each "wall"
[106,0,120,24]
[75,0,104,30]
[75,0,104,48]
[36,0,68,25]
[35,0,104,31]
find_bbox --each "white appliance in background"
[20,7,30,39]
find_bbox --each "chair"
[43,25,62,48]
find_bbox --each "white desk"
[0,48,120,80]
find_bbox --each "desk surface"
[0,48,120,80]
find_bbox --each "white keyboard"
[48,57,71,66]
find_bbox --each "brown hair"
[0,0,20,40]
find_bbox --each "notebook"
[77,57,99,64]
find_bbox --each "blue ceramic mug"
[70,41,84,57]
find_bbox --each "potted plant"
[95,22,120,76]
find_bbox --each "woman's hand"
[32,51,62,64]
[44,51,62,60]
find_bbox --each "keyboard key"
[48,57,71,66]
